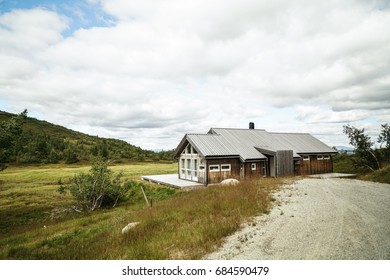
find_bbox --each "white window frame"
[221,164,231,172]
[303,155,310,161]
[317,155,324,160]
[209,165,220,172]
[324,155,330,160]
[251,163,256,171]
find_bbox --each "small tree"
[343,124,380,171]
[378,123,390,165]
[378,124,390,148]
[58,157,131,211]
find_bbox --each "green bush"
[58,157,131,211]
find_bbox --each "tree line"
[0,110,174,169]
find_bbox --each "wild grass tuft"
[360,165,390,184]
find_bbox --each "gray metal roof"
[268,132,337,154]
[174,128,337,161]
[187,134,239,157]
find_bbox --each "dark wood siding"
[244,161,266,180]
[206,158,241,184]
[276,150,294,177]
[298,155,333,175]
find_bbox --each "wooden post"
[140,185,151,207]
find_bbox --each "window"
[199,165,205,170]
[303,155,310,161]
[186,145,191,154]
[324,155,330,160]
[251,163,256,170]
[209,165,220,172]
[221,164,231,171]
[180,159,185,178]
[317,155,324,160]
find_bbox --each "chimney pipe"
[249,122,255,129]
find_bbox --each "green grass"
[0,163,281,259]
[0,163,177,236]
[360,165,390,184]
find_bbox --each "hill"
[0,110,173,164]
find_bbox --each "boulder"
[220,178,240,186]
[121,222,139,234]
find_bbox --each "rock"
[220,178,240,186]
[121,222,139,234]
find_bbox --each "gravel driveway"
[205,178,390,260]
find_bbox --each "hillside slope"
[0,110,173,164]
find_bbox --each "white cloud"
[0,8,68,54]
[295,105,371,123]
[1,1,390,149]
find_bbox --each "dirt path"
[205,178,390,260]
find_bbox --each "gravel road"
[205,178,390,260]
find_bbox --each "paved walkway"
[141,174,204,189]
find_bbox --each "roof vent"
[249,122,255,129]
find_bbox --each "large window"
[180,143,201,181]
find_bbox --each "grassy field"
[0,163,282,259]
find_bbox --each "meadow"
[0,163,281,259]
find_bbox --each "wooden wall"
[205,159,267,184]
[206,158,241,184]
[276,150,294,177]
[297,155,333,176]
[244,161,266,180]
[204,154,333,183]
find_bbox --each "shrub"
[58,157,131,211]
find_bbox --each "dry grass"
[0,164,283,260]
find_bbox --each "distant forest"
[0,110,174,165]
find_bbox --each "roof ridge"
[269,132,310,135]
[211,127,267,131]
[187,133,219,136]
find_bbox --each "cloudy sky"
[1,0,390,150]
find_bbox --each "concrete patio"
[141,174,204,189]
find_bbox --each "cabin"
[173,123,337,185]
